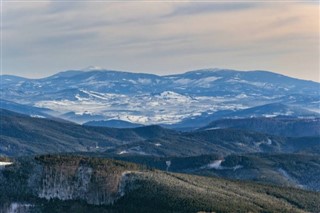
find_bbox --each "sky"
[1,0,319,81]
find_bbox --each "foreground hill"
[85,152,319,192]
[1,109,319,157]
[0,155,319,213]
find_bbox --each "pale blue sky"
[1,1,319,81]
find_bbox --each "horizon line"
[1,67,319,83]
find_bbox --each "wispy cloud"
[170,2,257,16]
[2,1,319,81]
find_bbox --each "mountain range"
[1,68,319,127]
[1,68,320,212]
[2,106,320,199]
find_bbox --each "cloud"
[1,1,319,81]
[170,2,257,16]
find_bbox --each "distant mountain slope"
[167,103,319,130]
[0,99,54,119]
[0,109,178,156]
[211,153,320,191]
[1,155,319,213]
[1,75,28,86]
[1,109,319,157]
[84,119,143,128]
[3,69,319,96]
[202,117,320,137]
[226,103,319,118]
[102,129,320,157]
[165,69,319,96]
[0,109,119,156]
[1,68,319,125]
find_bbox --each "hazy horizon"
[1,1,319,81]
[1,66,319,83]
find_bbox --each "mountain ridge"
[1,68,319,125]
[2,68,319,83]
[1,109,319,157]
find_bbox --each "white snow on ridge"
[206,160,223,169]
[138,78,152,85]
[255,139,273,147]
[278,168,304,188]
[30,115,46,118]
[0,161,13,166]
[157,91,191,102]
[118,151,129,155]
[118,146,148,155]
[236,93,248,99]
[205,127,222,130]
[194,76,221,88]
[174,76,221,88]
[35,92,245,125]
[82,65,103,71]
[227,79,269,88]
[174,78,192,85]
[3,202,33,213]
[202,160,243,171]
[119,115,149,123]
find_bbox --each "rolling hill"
[202,117,320,137]
[1,109,319,157]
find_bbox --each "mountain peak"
[184,68,229,74]
[82,66,104,71]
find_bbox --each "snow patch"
[30,114,46,118]
[174,78,193,85]
[205,127,221,130]
[82,65,103,71]
[236,93,248,99]
[202,160,243,171]
[138,78,152,84]
[118,147,148,155]
[227,79,268,88]
[4,203,33,213]
[118,150,129,155]
[0,161,13,166]
[206,160,223,169]
[255,139,273,147]
[267,138,272,145]
[278,168,304,188]
[166,161,171,172]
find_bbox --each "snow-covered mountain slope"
[1,68,319,125]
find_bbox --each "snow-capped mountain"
[1,68,319,125]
